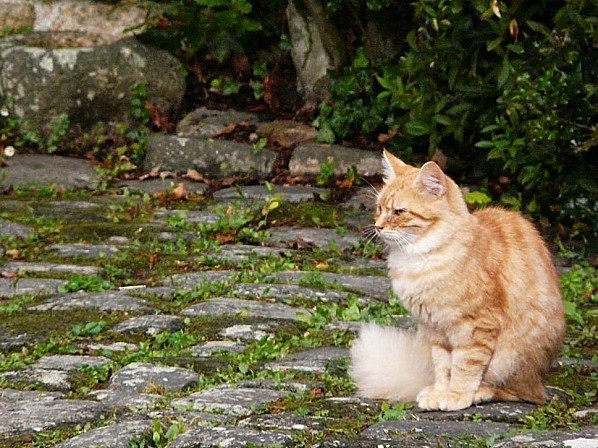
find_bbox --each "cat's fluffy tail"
[350,323,434,401]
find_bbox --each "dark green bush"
[316,0,596,236]
[140,0,285,62]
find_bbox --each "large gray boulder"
[0,34,184,138]
[0,0,148,41]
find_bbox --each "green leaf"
[563,300,584,324]
[526,20,551,36]
[376,75,392,90]
[487,37,503,52]
[498,57,511,88]
[352,50,370,69]
[316,125,336,144]
[405,121,429,136]
[465,191,492,206]
[475,140,495,149]
[434,114,453,126]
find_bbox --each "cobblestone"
[0,155,594,447]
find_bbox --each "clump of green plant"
[140,0,284,63]
[129,419,186,448]
[70,320,107,337]
[59,274,114,293]
[16,113,70,154]
[522,397,580,431]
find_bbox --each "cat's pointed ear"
[381,150,407,184]
[416,162,446,197]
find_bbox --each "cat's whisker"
[361,178,380,199]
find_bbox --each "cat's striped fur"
[350,151,564,411]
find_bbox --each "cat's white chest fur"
[387,249,461,326]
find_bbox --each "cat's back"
[471,206,561,301]
[472,206,548,252]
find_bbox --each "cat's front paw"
[417,388,473,411]
[437,391,474,411]
[416,386,441,410]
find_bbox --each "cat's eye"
[393,208,406,215]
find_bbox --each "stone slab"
[48,243,120,258]
[289,144,382,178]
[0,218,35,238]
[267,226,362,251]
[267,270,391,300]
[218,323,275,342]
[29,291,155,312]
[412,400,540,424]
[215,244,296,264]
[171,386,288,417]
[168,425,293,448]
[143,134,277,177]
[33,354,112,371]
[362,420,515,445]
[265,347,349,373]
[117,179,209,196]
[495,430,598,448]
[0,389,65,401]
[0,397,105,436]
[176,107,259,138]
[88,389,162,412]
[213,184,327,203]
[153,208,221,226]
[232,282,365,304]
[111,314,185,335]
[55,417,152,448]
[109,362,199,393]
[189,340,247,357]
[2,367,73,391]
[0,278,65,298]
[0,155,101,190]
[181,297,312,321]
[240,412,333,432]
[1,261,101,276]
[163,270,238,288]
[80,341,139,353]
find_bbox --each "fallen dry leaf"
[5,249,19,259]
[170,183,187,200]
[184,169,208,183]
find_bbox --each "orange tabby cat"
[350,150,565,411]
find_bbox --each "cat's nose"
[375,225,384,231]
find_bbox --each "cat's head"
[374,150,469,251]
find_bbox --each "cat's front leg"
[416,343,452,410]
[437,344,493,411]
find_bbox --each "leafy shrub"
[140,0,285,62]
[316,0,596,235]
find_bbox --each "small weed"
[130,419,186,448]
[210,76,241,95]
[70,320,107,337]
[46,113,70,153]
[166,214,190,230]
[59,274,114,293]
[316,160,335,186]
[252,136,267,154]
[522,397,580,430]
[378,401,413,421]
[153,330,199,350]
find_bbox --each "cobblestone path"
[0,159,596,447]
